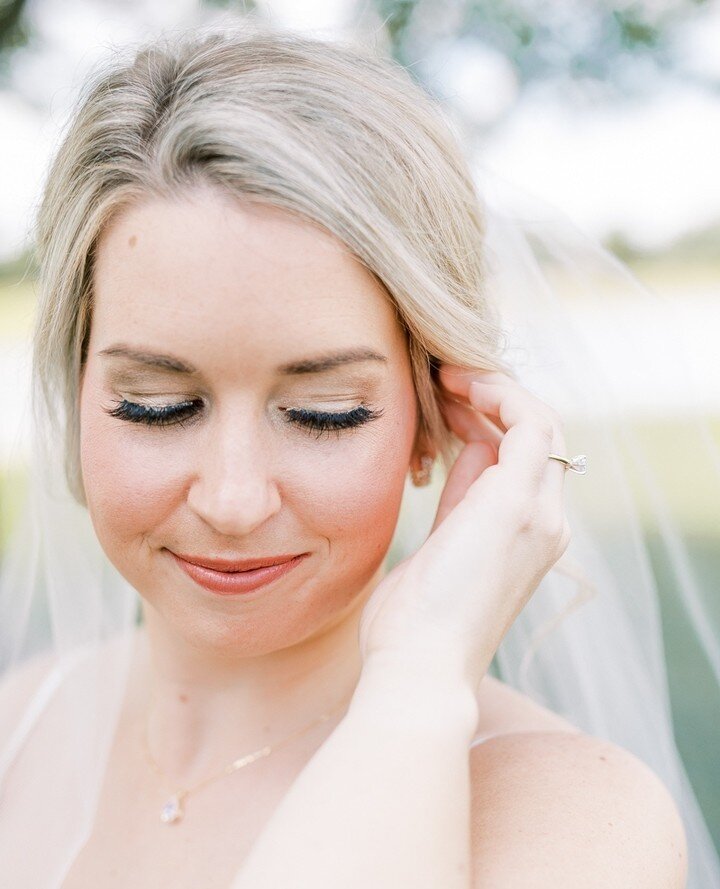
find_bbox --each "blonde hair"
[32,20,514,505]
[30,20,595,686]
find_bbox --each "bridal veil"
[0,22,718,887]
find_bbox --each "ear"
[408,446,435,475]
[408,423,437,488]
[408,416,437,471]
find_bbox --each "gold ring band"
[548,453,587,474]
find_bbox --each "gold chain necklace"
[142,696,351,824]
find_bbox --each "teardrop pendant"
[160,793,185,824]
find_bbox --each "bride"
[0,20,713,888]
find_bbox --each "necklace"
[142,695,351,824]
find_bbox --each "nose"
[186,412,282,537]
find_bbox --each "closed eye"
[103,399,384,437]
[280,405,384,439]
[104,398,202,427]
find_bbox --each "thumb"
[429,441,497,534]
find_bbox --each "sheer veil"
[1,166,718,886]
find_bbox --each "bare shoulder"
[468,728,687,888]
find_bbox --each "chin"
[140,563,375,659]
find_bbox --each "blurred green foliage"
[3,0,719,97]
[0,0,27,52]
[368,0,719,100]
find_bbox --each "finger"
[467,381,567,496]
[440,363,568,497]
[430,441,497,534]
[440,395,505,445]
[438,365,516,436]
[438,364,515,404]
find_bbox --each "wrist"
[350,651,480,741]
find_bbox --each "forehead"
[91,187,404,368]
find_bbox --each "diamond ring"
[548,453,587,474]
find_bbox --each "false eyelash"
[281,405,384,439]
[104,399,384,437]
[104,398,202,427]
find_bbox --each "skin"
[34,180,686,888]
[79,182,429,779]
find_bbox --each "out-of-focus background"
[1,0,718,850]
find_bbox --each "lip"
[169,551,308,596]
[171,552,305,572]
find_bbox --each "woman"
[0,22,714,888]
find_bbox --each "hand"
[357,364,572,693]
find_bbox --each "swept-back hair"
[32,21,511,504]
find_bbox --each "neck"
[132,563,383,784]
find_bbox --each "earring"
[410,453,434,487]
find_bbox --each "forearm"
[231,659,480,889]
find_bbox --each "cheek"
[290,401,416,565]
[80,401,182,563]
[308,445,403,537]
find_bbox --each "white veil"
[390,180,720,886]
[481,185,720,888]
[0,95,718,889]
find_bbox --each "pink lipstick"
[169,551,307,596]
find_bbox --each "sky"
[1,0,720,262]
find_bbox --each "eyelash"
[281,406,383,439]
[103,399,384,439]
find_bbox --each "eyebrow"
[98,345,388,376]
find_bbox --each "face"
[79,184,420,656]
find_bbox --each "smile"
[168,551,308,596]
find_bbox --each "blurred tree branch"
[363,0,719,98]
[1,0,718,100]
[0,0,29,53]
[201,0,258,11]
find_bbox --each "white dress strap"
[469,731,502,749]
[0,648,89,783]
